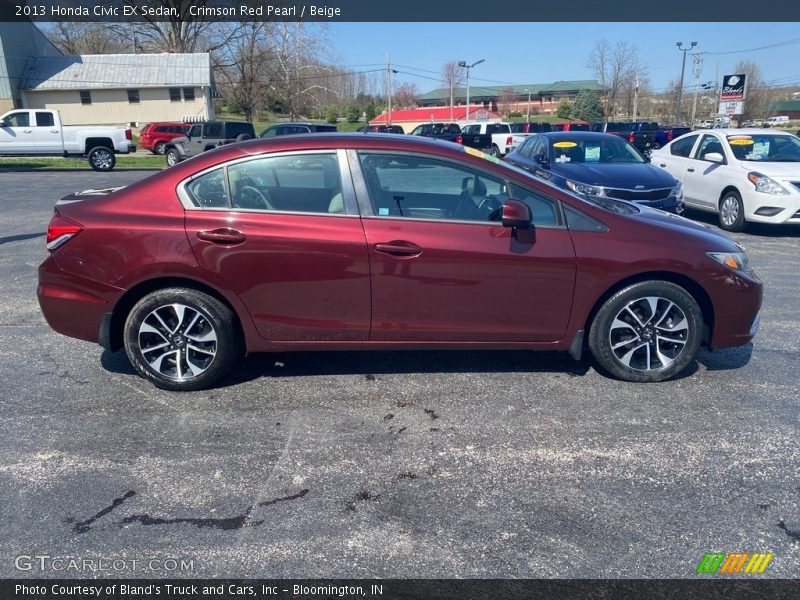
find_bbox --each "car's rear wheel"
[154,141,167,155]
[490,145,502,157]
[123,288,241,391]
[588,281,702,383]
[719,189,746,232]
[87,146,115,171]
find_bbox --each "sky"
[328,22,800,95]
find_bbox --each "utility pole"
[387,52,392,126]
[458,58,484,122]
[632,72,639,122]
[691,52,703,127]
[676,41,697,125]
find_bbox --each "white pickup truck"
[458,121,515,157]
[0,109,135,171]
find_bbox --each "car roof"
[702,128,791,135]
[537,131,632,141]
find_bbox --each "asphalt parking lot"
[0,170,798,579]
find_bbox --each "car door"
[653,133,699,195]
[351,150,576,342]
[182,149,371,341]
[0,110,35,153]
[31,111,62,153]
[682,133,729,209]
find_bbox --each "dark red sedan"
[38,134,762,391]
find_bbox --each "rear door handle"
[50,129,60,133]
[374,241,422,257]
[658,163,667,167]
[687,167,695,172]
[197,228,246,245]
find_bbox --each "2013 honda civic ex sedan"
[38,134,762,391]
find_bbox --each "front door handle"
[50,129,60,133]
[23,129,32,133]
[197,228,246,245]
[374,241,422,257]
[687,167,695,172]
[658,163,667,167]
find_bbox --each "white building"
[21,52,216,126]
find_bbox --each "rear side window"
[35,112,54,127]
[185,168,228,208]
[670,134,698,157]
[204,123,223,138]
[486,124,511,135]
[226,122,255,138]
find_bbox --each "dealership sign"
[719,101,745,115]
[721,74,747,101]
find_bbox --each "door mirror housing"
[501,199,532,230]
[704,152,725,164]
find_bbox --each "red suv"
[139,122,190,155]
[38,134,762,391]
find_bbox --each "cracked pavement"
[0,171,798,579]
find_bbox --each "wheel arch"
[718,185,741,209]
[84,137,113,153]
[583,271,715,345]
[106,276,247,353]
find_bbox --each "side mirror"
[501,199,532,230]
[1,118,9,128]
[705,152,724,164]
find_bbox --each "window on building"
[183,87,195,101]
[169,88,181,102]
[127,89,140,104]
[79,90,92,105]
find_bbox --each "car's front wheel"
[165,148,180,167]
[588,281,703,383]
[719,189,746,232]
[123,288,241,391]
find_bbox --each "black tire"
[87,146,116,171]
[490,145,502,157]
[165,148,180,167]
[235,133,253,142]
[123,288,241,391]
[588,281,703,383]
[652,142,661,150]
[718,189,746,232]
[154,141,167,155]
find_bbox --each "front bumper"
[742,188,800,225]
[703,267,763,348]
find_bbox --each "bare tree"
[442,61,465,115]
[44,23,130,54]
[588,39,643,120]
[735,60,771,122]
[394,82,419,109]
[498,87,518,116]
[217,23,274,122]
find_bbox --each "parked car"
[591,121,658,153]
[164,121,255,166]
[651,129,800,231]
[766,116,789,126]
[357,125,405,134]
[408,122,492,151]
[459,121,514,157]
[504,132,684,213]
[654,126,692,149]
[511,122,553,134]
[551,122,590,132]
[259,123,338,137]
[0,109,135,171]
[139,122,190,155]
[38,133,761,391]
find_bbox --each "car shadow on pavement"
[683,208,800,238]
[695,343,754,371]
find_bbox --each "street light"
[676,41,697,125]
[458,58,484,121]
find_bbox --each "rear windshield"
[225,122,256,138]
[486,123,511,135]
[567,124,590,131]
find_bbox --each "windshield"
[549,137,645,164]
[727,134,800,162]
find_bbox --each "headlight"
[747,172,788,195]
[566,180,606,196]
[707,251,750,271]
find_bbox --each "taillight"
[667,130,674,141]
[125,129,132,140]
[455,134,463,144]
[628,133,635,143]
[46,215,83,251]
[506,136,513,146]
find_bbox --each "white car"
[650,128,800,231]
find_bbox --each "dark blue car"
[505,132,684,213]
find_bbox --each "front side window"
[518,136,538,157]
[358,152,508,223]
[188,124,202,137]
[695,135,726,162]
[670,134,698,157]
[509,183,560,226]
[4,112,30,127]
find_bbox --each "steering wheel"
[234,185,273,210]
[478,195,504,221]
